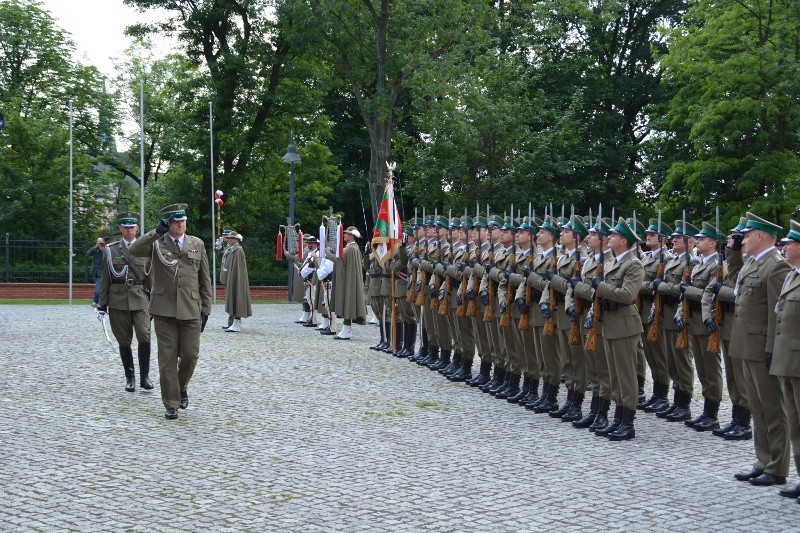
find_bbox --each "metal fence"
[3,233,288,286]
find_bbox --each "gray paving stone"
[0,302,798,531]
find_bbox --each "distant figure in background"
[221,231,252,332]
[86,236,106,306]
[326,226,367,339]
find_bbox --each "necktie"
[174,238,181,252]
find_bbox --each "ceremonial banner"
[371,164,402,266]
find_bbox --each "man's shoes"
[749,473,786,487]
[734,468,763,481]
[165,408,178,420]
[179,391,189,409]
[778,484,800,498]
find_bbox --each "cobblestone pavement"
[1,303,798,531]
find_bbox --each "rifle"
[518,204,535,332]
[584,205,603,351]
[466,202,481,318]
[430,208,443,312]
[543,207,557,336]
[406,207,419,304]
[483,204,496,322]
[633,210,642,312]
[646,210,666,342]
[676,209,691,349]
[708,206,723,353]
[568,208,583,345]
[438,209,453,316]
[414,207,428,306]
[500,204,516,327]
[457,207,470,317]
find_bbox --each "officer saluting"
[128,204,212,420]
[97,212,152,392]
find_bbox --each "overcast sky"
[38,0,175,77]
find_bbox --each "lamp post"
[282,132,301,300]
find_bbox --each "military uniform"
[442,216,475,381]
[388,223,417,357]
[731,213,791,486]
[128,204,212,420]
[465,218,494,386]
[478,216,509,393]
[98,212,152,392]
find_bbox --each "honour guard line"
[281,189,800,497]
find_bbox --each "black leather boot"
[137,342,153,390]
[468,359,491,387]
[381,321,395,352]
[496,373,520,400]
[519,379,540,407]
[534,382,559,413]
[549,389,574,418]
[573,394,599,428]
[409,327,429,362]
[588,398,610,432]
[637,375,647,409]
[418,345,439,366]
[561,391,584,422]
[508,376,531,404]
[490,369,512,396]
[396,323,415,357]
[429,348,451,370]
[685,396,711,428]
[607,406,636,441]
[714,404,739,437]
[527,382,548,410]
[370,319,387,350]
[440,352,461,375]
[694,399,720,431]
[481,366,506,393]
[644,381,670,413]
[450,357,473,382]
[656,389,679,418]
[666,390,692,422]
[723,406,753,440]
[119,346,135,392]
[596,404,623,437]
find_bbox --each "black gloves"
[499,300,507,313]
[539,302,551,319]
[583,314,594,329]
[200,312,209,332]
[97,305,108,314]
[480,290,489,306]
[458,263,467,272]
[429,285,437,298]
[546,269,557,281]
[679,281,690,293]
[466,289,475,301]
[502,270,510,281]
[515,298,529,315]
[766,352,772,369]
[731,233,744,251]
[570,277,582,289]
[522,267,533,278]
[704,318,717,333]
[566,307,580,322]
[674,316,684,332]
[591,276,603,290]
[156,215,174,235]
[711,282,724,296]
[652,278,663,292]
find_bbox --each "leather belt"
[112,279,145,285]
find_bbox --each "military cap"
[487,215,503,228]
[473,215,488,228]
[434,215,448,228]
[409,217,421,228]
[781,219,800,244]
[160,203,188,221]
[695,222,723,241]
[646,218,672,237]
[403,224,414,236]
[116,212,139,227]
[424,215,435,226]
[611,217,641,244]
[540,215,561,238]
[730,216,747,233]
[671,220,700,237]
[500,216,517,231]
[449,216,461,229]
[563,214,588,239]
[742,212,782,236]
[461,216,473,229]
[589,217,613,237]
[625,218,647,242]
[518,216,540,233]
[221,227,237,236]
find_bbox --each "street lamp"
[282,132,301,300]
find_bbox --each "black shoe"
[596,405,622,437]
[525,382,548,410]
[507,378,531,404]
[573,395,599,428]
[497,374,520,400]
[734,468,763,481]
[588,399,610,432]
[137,342,154,390]
[723,424,753,440]
[549,390,574,418]
[165,408,178,420]
[450,358,473,383]
[179,391,189,409]
[607,406,636,441]
[749,473,787,486]
[714,404,740,437]
[561,392,584,422]
[637,376,647,409]
[779,484,800,498]
[666,390,691,422]
[303,320,318,327]
[319,327,336,336]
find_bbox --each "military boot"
[490,369,512,396]
[637,375,647,409]
[440,352,461,375]
[450,357,473,382]
[526,382,548,411]
[418,345,439,366]
[429,348,451,370]
[655,389,679,418]
[409,327,429,362]
[119,346,135,392]
[519,379,540,407]
[596,404,623,437]
[549,389,574,418]
[644,382,670,413]
[507,376,531,404]
[723,406,753,440]
[396,322,416,357]
[370,319,387,350]
[496,373,520,400]
[607,406,636,441]
[666,390,692,422]
[573,394,599,428]
[714,404,740,437]
[137,342,153,390]
[588,398,610,432]
[534,382,559,413]
[693,399,720,432]
[381,321,395,352]
[467,359,491,387]
[481,366,505,393]
[685,396,710,428]
[562,392,584,422]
